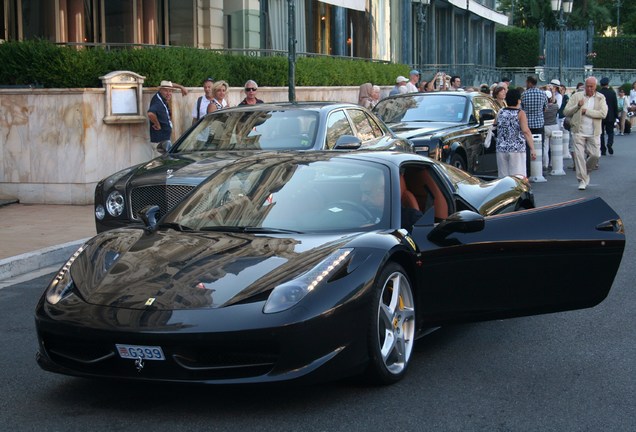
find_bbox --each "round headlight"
[95,204,105,220]
[106,191,125,217]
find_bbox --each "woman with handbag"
[494,88,537,178]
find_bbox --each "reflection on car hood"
[71,229,359,311]
[129,151,262,186]
[387,122,459,138]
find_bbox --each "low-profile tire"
[366,262,415,385]
[450,153,467,172]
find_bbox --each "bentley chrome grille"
[130,185,196,220]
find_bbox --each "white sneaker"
[578,181,586,190]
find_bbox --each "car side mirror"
[427,210,485,242]
[333,135,362,150]
[157,140,172,154]
[138,205,160,232]
[479,109,496,125]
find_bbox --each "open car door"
[409,197,625,326]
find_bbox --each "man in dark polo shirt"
[147,80,187,151]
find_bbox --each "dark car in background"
[94,102,412,233]
[36,151,623,386]
[373,92,500,177]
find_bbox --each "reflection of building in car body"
[36,151,625,387]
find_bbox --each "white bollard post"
[529,134,546,182]
[549,130,566,175]
[562,129,572,159]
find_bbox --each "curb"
[0,238,91,281]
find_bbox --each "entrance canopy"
[319,0,366,11]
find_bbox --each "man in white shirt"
[192,77,215,125]
[405,70,420,93]
[563,77,608,190]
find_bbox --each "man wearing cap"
[550,79,563,109]
[147,80,187,148]
[390,76,409,96]
[406,70,420,93]
[599,77,618,155]
[192,77,214,125]
[563,76,608,190]
[500,77,511,89]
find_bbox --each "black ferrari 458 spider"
[36,151,625,385]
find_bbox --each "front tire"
[366,263,415,385]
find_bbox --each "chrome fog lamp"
[95,204,105,220]
[106,191,125,217]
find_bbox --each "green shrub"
[496,27,540,68]
[0,40,411,88]
[592,36,636,69]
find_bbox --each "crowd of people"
[362,71,634,190]
[147,73,634,192]
[147,77,265,150]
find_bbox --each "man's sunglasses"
[245,87,257,92]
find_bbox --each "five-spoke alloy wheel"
[367,263,415,384]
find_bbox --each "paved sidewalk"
[0,200,96,281]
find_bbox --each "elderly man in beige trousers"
[563,77,608,190]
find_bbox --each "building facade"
[1,0,507,68]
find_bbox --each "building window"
[21,0,56,41]
[168,0,193,46]
[104,0,134,44]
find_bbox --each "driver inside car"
[361,172,423,231]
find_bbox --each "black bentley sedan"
[35,151,623,386]
[373,91,500,177]
[94,102,412,232]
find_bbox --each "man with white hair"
[563,76,608,190]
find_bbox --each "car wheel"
[366,262,415,384]
[450,153,467,171]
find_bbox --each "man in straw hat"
[147,80,187,149]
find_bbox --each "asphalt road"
[1,133,635,431]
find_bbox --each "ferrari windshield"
[165,156,391,232]
[374,94,468,124]
[174,109,320,151]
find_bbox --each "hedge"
[495,27,540,68]
[496,28,636,69]
[0,40,410,88]
[592,36,636,69]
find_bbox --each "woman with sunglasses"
[207,80,230,113]
[239,80,265,105]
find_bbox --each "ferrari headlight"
[46,245,86,305]
[106,191,125,217]
[263,248,353,314]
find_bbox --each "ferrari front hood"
[71,229,357,310]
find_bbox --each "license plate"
[116,344,165,361]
